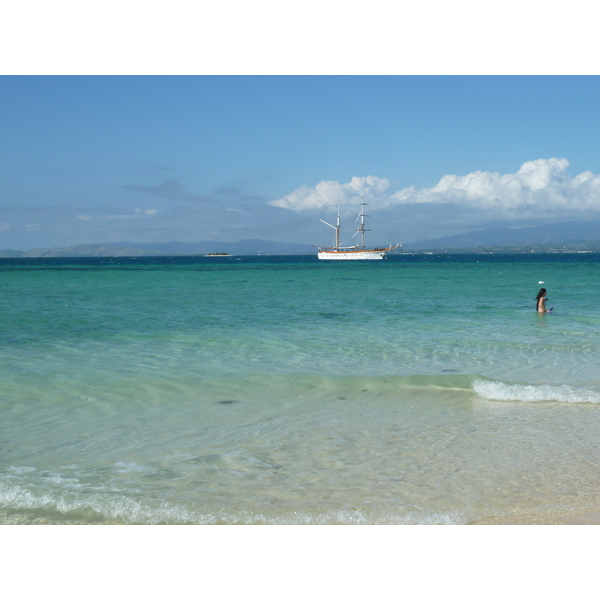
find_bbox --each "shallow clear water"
[1,254,600,524]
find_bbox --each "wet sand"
[471,509,600,525]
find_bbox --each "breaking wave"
[472,379,600,404]
[0,482,465,525]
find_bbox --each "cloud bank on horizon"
[271,158,600,216]
[4,157,600,251]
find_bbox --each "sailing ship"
[318,198,400,260]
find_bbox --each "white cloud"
[270,175,391,210]
[77,214,92,220]
[272,159,600,216]
[391,158,600,212]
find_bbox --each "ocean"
[1,253,600,525]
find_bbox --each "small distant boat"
[204,252,232,257]
[318,198,400,260]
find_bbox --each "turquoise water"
[2,254,600,524]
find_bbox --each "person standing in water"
[536,288,549,313]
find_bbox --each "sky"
[2,7,600,250]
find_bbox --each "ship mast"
[356,197,370,250]
[320,202,341,249]
[335,202,340,249]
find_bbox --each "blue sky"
[2,74,600,250]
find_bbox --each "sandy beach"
[471,509,600,525]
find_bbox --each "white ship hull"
[318,249,389,260]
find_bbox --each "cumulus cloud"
[390,158,600,212]
[271,159,600,217]
[270,176,391,210]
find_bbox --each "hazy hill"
[3,221,600,257]
[403,220,600,250]
[0,239,316,258]
[0,249,24,258]
[109,239,315,256]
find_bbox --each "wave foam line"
[473,379,600,404]
[0,483,198,524]
[0,483,466,525]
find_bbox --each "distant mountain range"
[0,239,316,258]
[3,221,600,257]
[402,220,600,250]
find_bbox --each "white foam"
[0,481,467,525]
[225,510,465,525]
[0,482,200,524]
[473,379,600,404]
[7,466,36,475]
[114,461,156,474]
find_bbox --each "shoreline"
[470,509,600,525]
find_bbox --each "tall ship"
[318,198,400,260]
